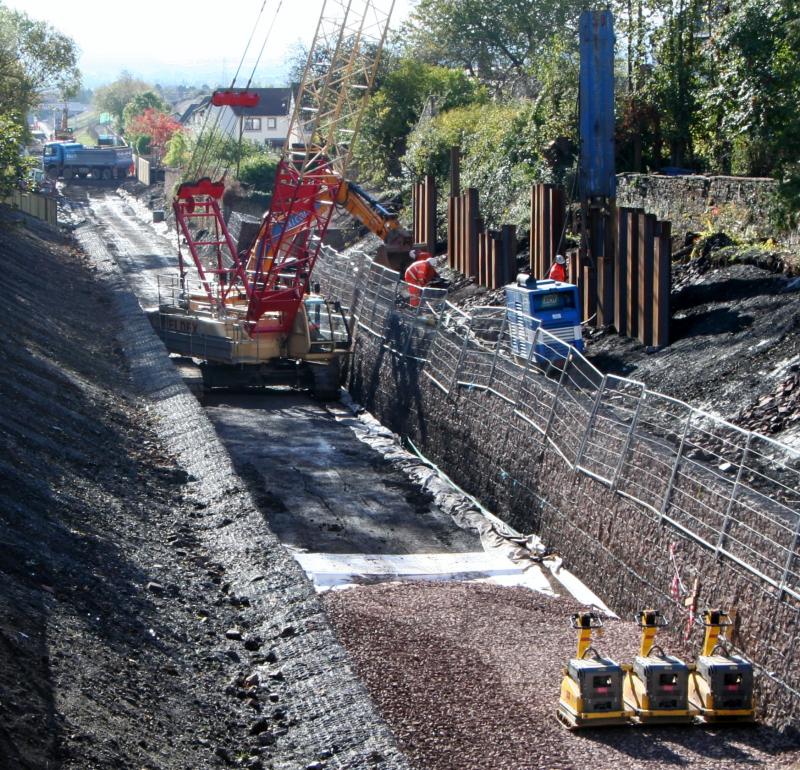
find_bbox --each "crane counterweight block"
[211,89,261,108]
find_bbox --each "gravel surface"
[325,582,800,770]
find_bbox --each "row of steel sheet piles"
[411,175,437,257]
[445,188,517,289]
[527,184,673,348]
[530,184,566,279]
[614,207,672,348]
[416,168,671,346]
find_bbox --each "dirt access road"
[66,183,480,562]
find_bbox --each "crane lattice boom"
[244,0,394,332]
[171,0,395,337]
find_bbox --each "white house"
[181,87,296,150]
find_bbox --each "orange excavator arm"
[335,179,413,272]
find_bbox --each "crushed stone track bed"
[325,582,800,770]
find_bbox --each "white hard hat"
[556,254,566,264]
[409,249,418,259]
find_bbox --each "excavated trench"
[2,182,798,769]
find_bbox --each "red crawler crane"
[152,0,399,397]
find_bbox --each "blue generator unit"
[505,274,584,362]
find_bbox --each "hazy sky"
[7,0,415,89]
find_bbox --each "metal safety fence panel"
[315,246,368,314]
[575,375,645,485]
[616,392,692,512]
[318,248,800,602]
[423,303,470,394]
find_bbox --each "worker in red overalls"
[404,249,441,307]
[548,253,567,282]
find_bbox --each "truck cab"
[505,274,584,362]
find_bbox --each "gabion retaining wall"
[317,246,800,732]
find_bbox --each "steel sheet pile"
[324,582,800,770]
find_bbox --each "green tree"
[403,0,585,91]
[401,33,579,232]
[649,0,707,168]
[164,131,192,168]
[134,135,151,155]
[122,90,167,131]
[405,95,575,233]
[703,1,800,175]
[237,152,280,193]
[353,58,486,184]
[0,2,80,118]
[0,113,35,196]
[93,72,151,130]
[608,0,664,171]
[186,131,262,181]
[0,3,79,192]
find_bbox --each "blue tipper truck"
[505,274,584,362]
[43,142,132,181]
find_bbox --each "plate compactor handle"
[637,608,669,657]
[700,608,734,657]
[570,612,603,630]
[571,612,604,659]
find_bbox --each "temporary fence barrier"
[134,154,151,186]
[4,189,57,227]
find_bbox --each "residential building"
[180,87,297,150]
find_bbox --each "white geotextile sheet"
[292,549,615,615]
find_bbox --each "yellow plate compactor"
[623,609,694,724]
[557,612,629,729]
[688,609,755,723]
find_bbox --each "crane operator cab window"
[304,297,350,353]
